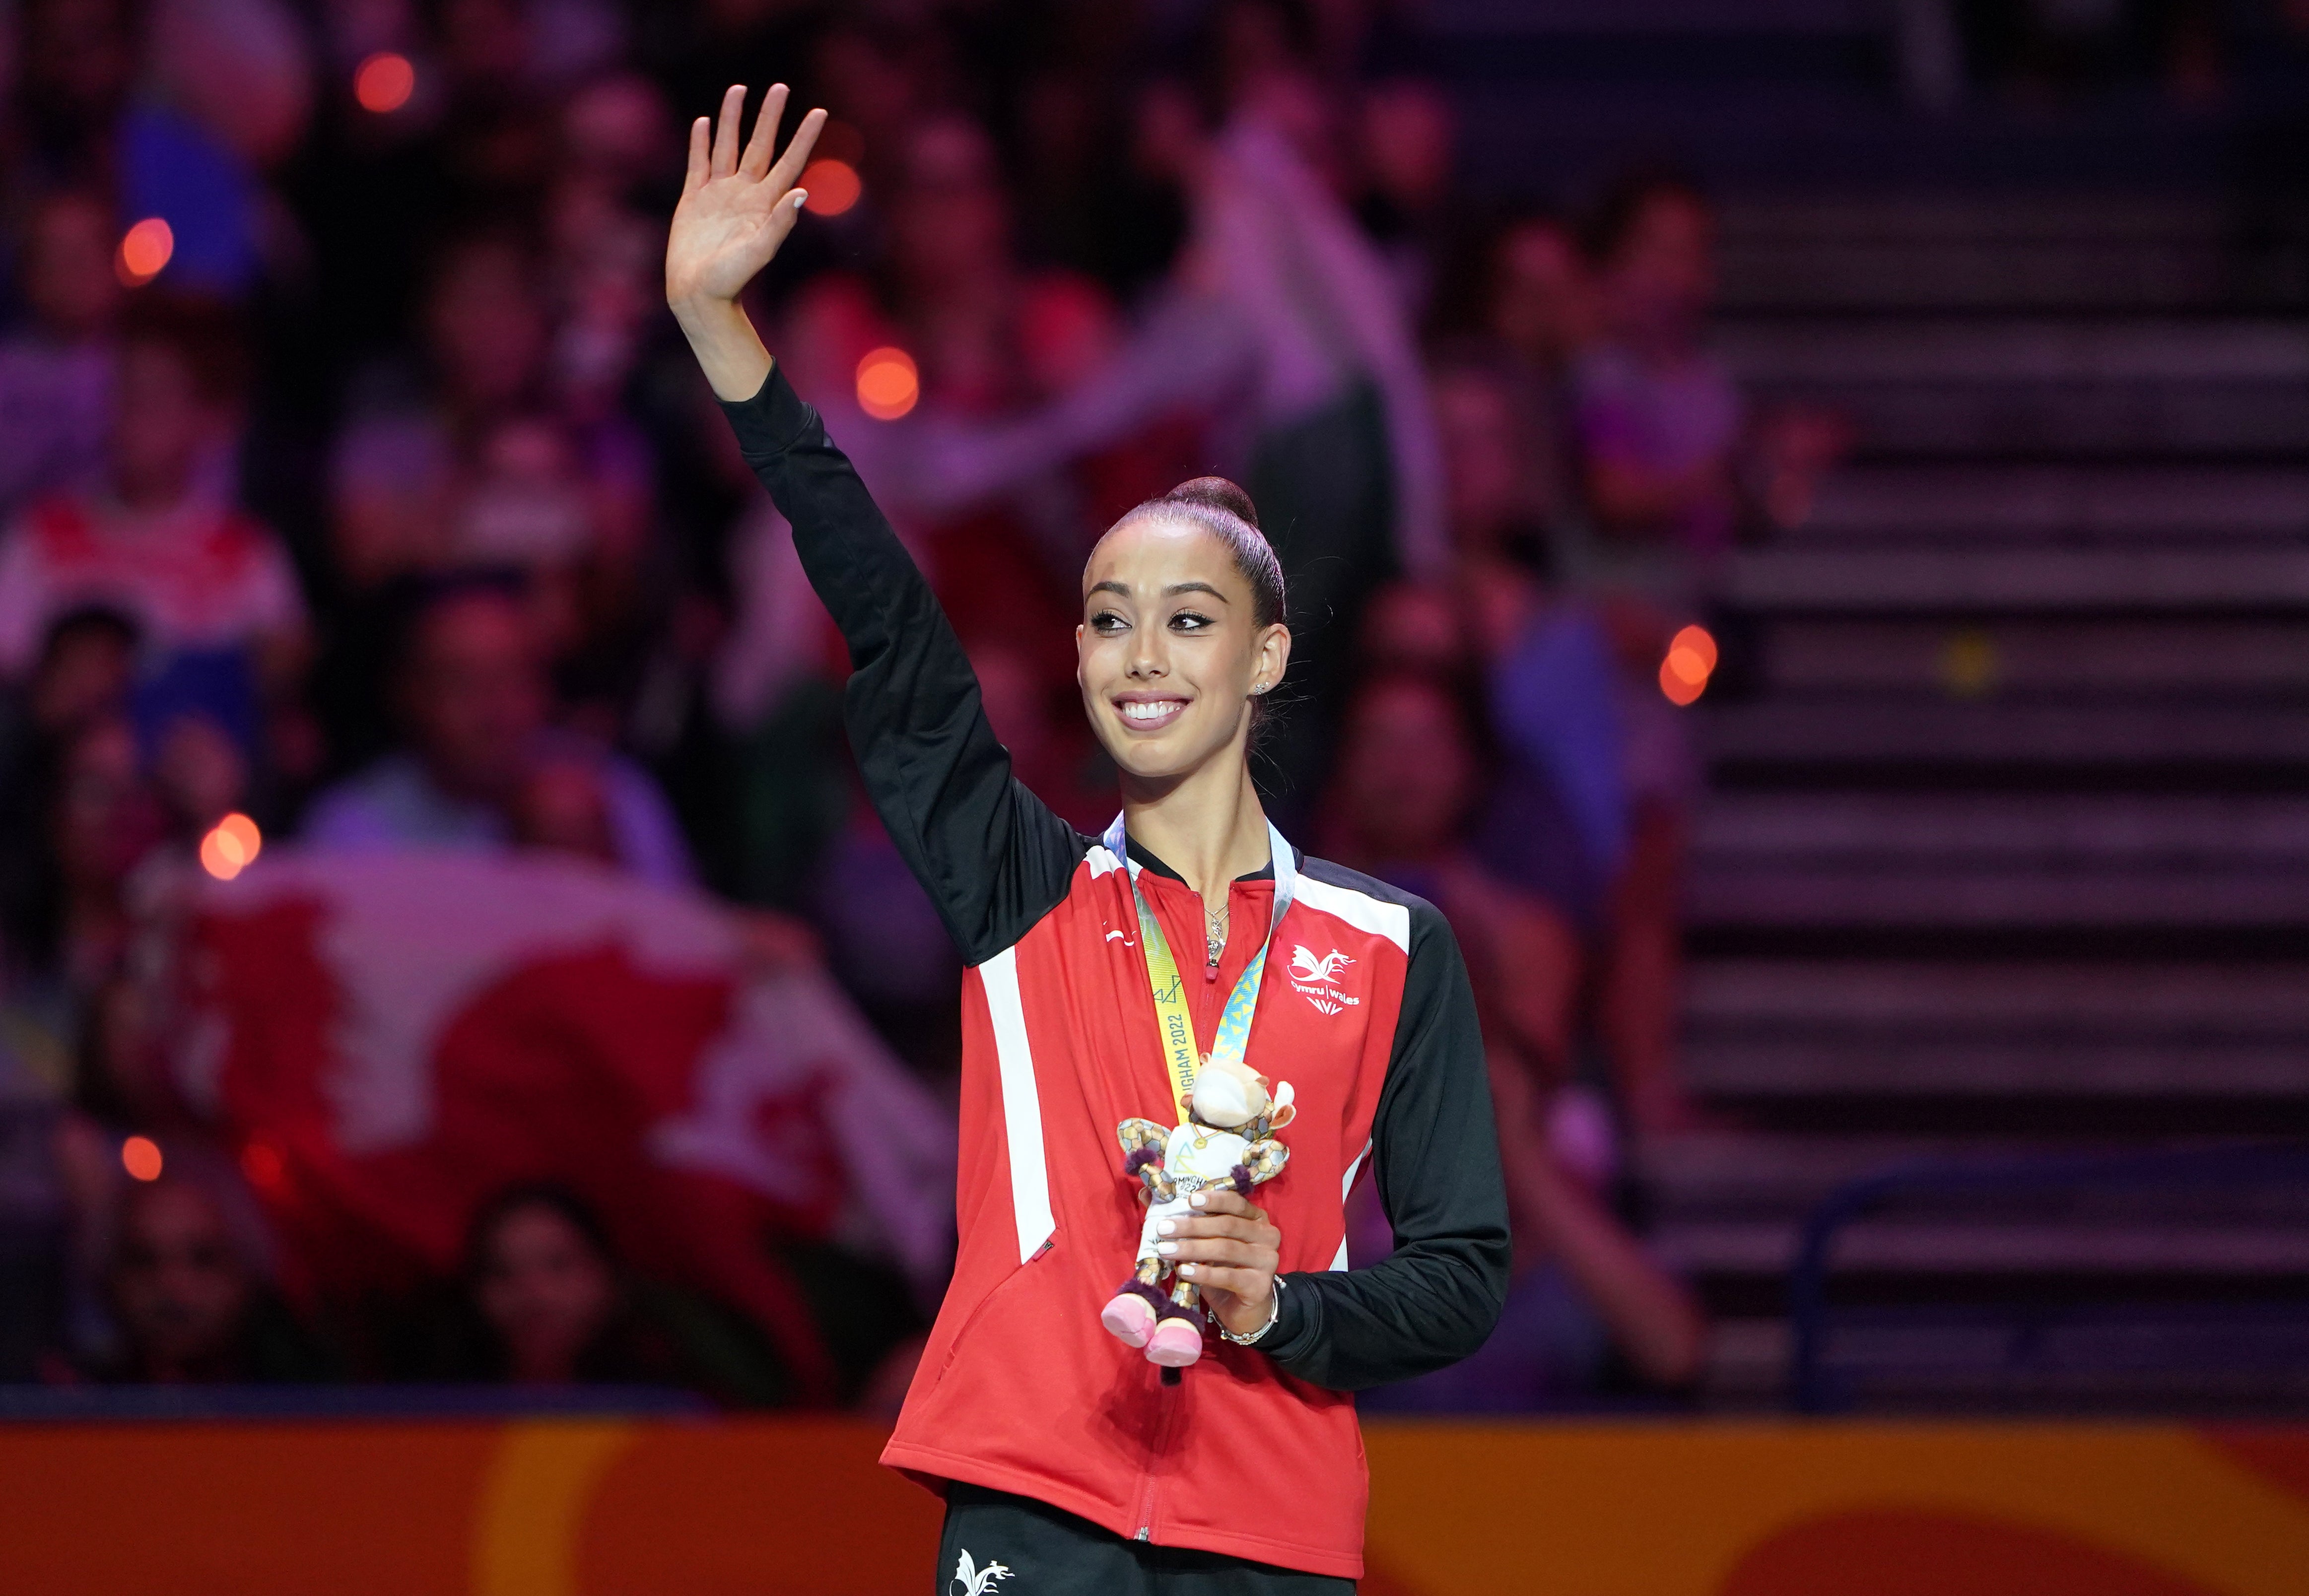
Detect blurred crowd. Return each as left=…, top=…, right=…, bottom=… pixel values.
left=0, top=0, right=1844, bottom=1413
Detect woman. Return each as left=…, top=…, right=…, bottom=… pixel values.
left=667, top=85, right=1507, bottom=1592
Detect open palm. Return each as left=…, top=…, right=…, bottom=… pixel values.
left=666, top=84, right=826, bottom=308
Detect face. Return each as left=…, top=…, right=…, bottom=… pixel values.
left=425, top=242, right=548, bottom=414
left=1336, top=679, right=1475, bottom=860
left=110, top=1182, right=251, bottom=1379
left=1077, top=516, right=1288, bottom=788
left=1434, top=371, right=1526, bottom=548
left=403, top=593, right=547, bottom=798
left=475, top=1202, right=616, bottom=1383
left=1189, top=1057, right=1272, bottom=1130
left=31, top=621, right=136, bottom=733
left=1605, top=193, right=1717, bottom=343
left=25, top=193, right=120, bottom=338
left=111, top=342, right=221, bottom=503
left=54, top=717, right=162, bottom=892
left=1490, top=220, right=1592, bottom=366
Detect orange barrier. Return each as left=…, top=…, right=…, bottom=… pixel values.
left=2, top=1417, right=2305, bottom=1594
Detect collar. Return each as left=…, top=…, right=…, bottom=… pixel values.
left=1121, top=835, right=1290, bottom=885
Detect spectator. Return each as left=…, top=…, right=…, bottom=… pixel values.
left=0, top=190, right=122, bottom=519
left=1572, top=172, right=1745, bottom=597
left=433, top=1183, right=790, bottom=1403
left=89, top=1167, right=333, bottom=1384
left=1322, top=673, right=1704, bottom=1409
left=1, top=715, right=164, bottom=1049
left=0, top=295, right=307, bottom=701
left=300, top=575, right=693, bottom=885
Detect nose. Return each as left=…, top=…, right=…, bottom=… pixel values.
left=1128, top=630, right=1168, bottom=680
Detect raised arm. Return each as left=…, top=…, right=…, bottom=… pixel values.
left=667, top=87, right=1083, bottom=962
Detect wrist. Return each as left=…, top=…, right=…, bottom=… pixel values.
left=1217, top=1277, right=1283, bottom=1345
left=671, top=296, right=774, bottom=403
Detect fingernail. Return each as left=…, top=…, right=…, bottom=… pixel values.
left=1157, top=1241, right=1177, bottom=1255
left=1179, top=1264, right=1196, bottom=1276
left=1157, top=1220, right=1175, bottom=1236
left=792, top=191, right=809, bottom=208
left=1189, top=1192, right=1207, bottom=1207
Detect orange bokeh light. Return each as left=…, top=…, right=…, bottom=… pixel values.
left=855, top=346, right=919, bottom=420
left=122, top=1135, right=164, bottom=1183
left=354, top=52, right=416, bottom=114
left=200, top=812, right=261, bottom=880
left=1660, top=623, right=1718, bottom=706
left=800, top=159, right=862, bottom=216
left=115, top=218, right=173, bottom=286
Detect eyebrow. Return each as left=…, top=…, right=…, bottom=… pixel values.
left=1086, top=580, right=1232, bottom=602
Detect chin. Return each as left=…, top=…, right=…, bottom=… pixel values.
left=1098, top=722, right=1229, bottom=785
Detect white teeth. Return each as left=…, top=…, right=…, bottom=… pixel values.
left=1121, top=700, right=1183, bottom=722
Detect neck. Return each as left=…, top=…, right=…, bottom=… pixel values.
left=1119, top=746, right=1271, bottom=901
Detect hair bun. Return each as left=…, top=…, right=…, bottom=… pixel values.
left=1162, top=476, right=1259, bottom=531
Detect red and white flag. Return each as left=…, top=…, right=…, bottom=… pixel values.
left=168, top=850, right=954, bottom=1395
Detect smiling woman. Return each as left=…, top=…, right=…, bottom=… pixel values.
left=667, top=84, right=1507, bottom=1594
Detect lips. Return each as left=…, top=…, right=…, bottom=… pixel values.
left=1114, top=696, right=1188, bottom=732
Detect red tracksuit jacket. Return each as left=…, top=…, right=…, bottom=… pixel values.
left=725, top=371, right=1508, bottom=1580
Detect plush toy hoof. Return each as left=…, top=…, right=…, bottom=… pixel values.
left=1101, top=1292, right=1157, bottom=1348
left=1145, top=1317, right=1204, bottom=1367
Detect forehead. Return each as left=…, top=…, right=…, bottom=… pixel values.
left=1082, top=514, right=1246, bottom=601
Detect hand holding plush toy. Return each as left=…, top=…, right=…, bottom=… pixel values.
left=1101, top=1057, right=1294, bottom=1367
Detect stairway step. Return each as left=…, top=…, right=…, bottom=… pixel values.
left=1686, top=1036, right=2309, bottom=1098
left=1727, top=546, right=2309, bottom=611
left=1758, top=618, right=2309, bottom=695
left=1685, top=958, right=2309, bottom=1032
left=1695, top=792, right=2309, bottom=860
left=1716, top=194, right=2242, bottom=313
left=1702, top=699, right=2309, bottom=769
left=1657, top=1219, right=2309, bottom=1278
left=1689, top=867, right=2309, bottom=930
left=1797, top=464, right=2309, bottom=540
left=1718, top=318, right=2309, bottom=384
left=1718, top=239, right=2235, bottom=312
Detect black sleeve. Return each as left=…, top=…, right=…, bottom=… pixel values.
left=719, top=366, right=1085, bottom=963
left=1259, top=895, right=1511, bottom=1390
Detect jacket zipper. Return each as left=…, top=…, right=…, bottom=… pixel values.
left=1133, top=1369, right=1185, bottom=1540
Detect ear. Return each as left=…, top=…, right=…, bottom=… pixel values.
left=1267, top=1081, right=1295, bottom=1131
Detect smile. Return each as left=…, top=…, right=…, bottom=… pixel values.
left=1115, top=697, right=1188, bottom=731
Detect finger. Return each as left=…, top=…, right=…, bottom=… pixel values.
left=713, top=84, right=746, bottom=178
left=1188, top=1189, right=1256, bottom=1218
left=1157, top=1237, right=1277, bottom=1270
left=1161, top=1215, right=1270, bottom=1245
left=764, top=189, right=808, bottom=250
left=740, top=82, right=787, bottom=180
left=683, top=116, right=709, bottom=196
left=1176, top=1263, right=1270, bottom=1298
left=767, top=106, right=829, bottom=193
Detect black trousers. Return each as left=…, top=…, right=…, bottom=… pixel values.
left=936, top=1484, right=1357, bottom=1595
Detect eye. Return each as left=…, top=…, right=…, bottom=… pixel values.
left=1089, top=609, right=1128, bottom=635
left=1168, top=610, right=1213, bottom=632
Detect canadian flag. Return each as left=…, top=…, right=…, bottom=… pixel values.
left=171, top=851, right=954, bottom=1398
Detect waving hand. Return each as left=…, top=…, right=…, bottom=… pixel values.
left=666, top=84, right=826, bottom=399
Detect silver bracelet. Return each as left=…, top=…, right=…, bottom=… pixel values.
left=1218, top=1276, right=1284, bottom=1346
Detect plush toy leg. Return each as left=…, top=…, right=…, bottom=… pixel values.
left=1146, top=1315, right=1203, bottom=1367
left=1101, top=1265, right=1172, bottom=1347
left=1142, top=1273, right=1205, bottom=1365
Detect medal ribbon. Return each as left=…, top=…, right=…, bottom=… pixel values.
left=1101, top=813, right=1297, bottom=1127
